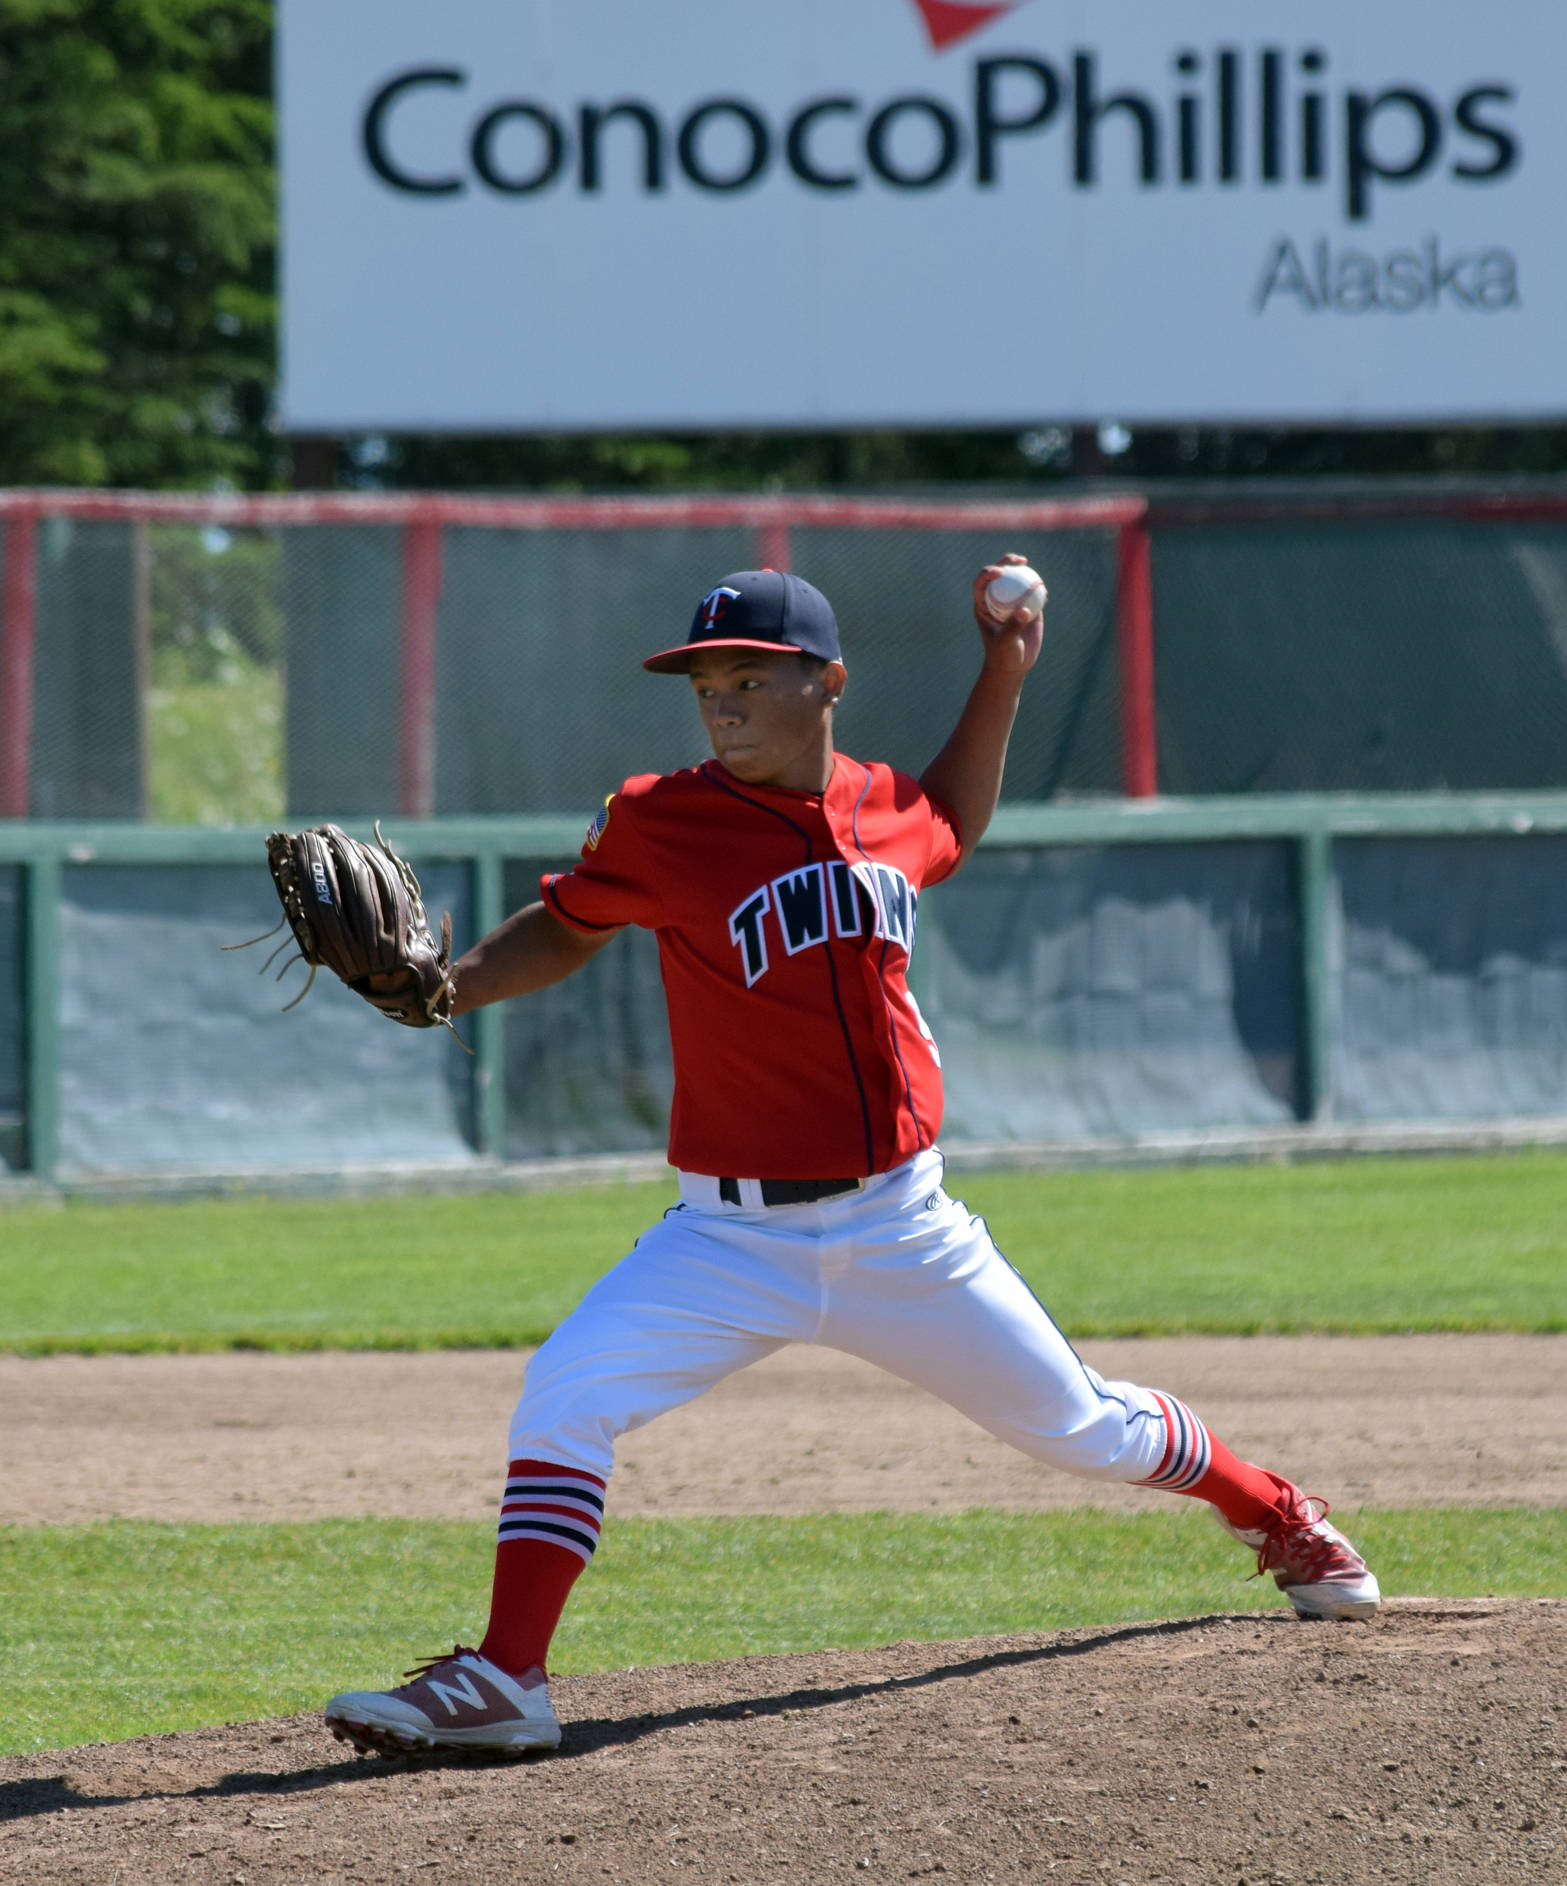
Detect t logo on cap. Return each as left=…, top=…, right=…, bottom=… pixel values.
left=643, top=569, right=843, bottom=674
left=700, top=586, right=741, bottom=629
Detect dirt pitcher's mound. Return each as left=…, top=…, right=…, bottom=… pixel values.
left=2, top=1600, right=1560, bottom=1885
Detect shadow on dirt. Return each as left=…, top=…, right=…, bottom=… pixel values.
left=558, top=1610, right=1232, bottom=1757
left=0, top=1753, right=391, bottom=1822
left=0, top=1612, right=1237, bottom=1823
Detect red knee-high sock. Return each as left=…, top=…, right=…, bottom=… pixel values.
left=478, top=1459, right=605, bottom=1677
left=1139, top=1393, right=1294, bottom=1534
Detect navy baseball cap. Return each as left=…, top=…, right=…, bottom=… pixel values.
left=642, top=569, right=841, bottom=673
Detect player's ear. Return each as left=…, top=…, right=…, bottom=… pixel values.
left=822, top=660, right=847, bottom=706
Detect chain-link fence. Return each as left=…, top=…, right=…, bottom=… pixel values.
left=1151, top=500, right=1567, bottom=794
left=0, top=493, right=1141, bottom=823
left=6, top=486, right=1567, bottom=824
left=0, top=513, right=287, bottom=823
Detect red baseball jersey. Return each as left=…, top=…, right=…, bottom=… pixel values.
left=541, top=755, right=963, bottom=1179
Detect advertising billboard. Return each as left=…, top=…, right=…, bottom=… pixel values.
left=278, top=0, right=1566, bottom=430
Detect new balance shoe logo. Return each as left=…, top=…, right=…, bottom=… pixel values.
left=425, top=1668, right=488, bottom=1717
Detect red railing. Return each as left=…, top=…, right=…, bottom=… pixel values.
left=0, top=489, right=1155, bottom=818
left=0, top=510, right=38, bottom=822
left=1115, top=516, right=1156, bottom=801
left=397, top=513, right=443, bottom=823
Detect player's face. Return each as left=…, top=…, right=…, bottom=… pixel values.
left=688, top=649, right=846, bottom=792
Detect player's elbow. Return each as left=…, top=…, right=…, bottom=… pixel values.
left=549, top=909, right=622, bottom=964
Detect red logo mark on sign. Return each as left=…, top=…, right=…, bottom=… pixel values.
left=908, top=0, right=1027, bottom=52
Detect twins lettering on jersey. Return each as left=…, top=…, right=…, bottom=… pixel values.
left=728, top=860, right=916, bottom=988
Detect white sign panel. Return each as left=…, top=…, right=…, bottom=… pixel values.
left=279, top=0, right=1566, bottom=430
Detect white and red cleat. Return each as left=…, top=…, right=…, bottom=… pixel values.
left=326, top=1647, right=561, bottom=1757
left=1217, top=1489, right=1382, bottom=1620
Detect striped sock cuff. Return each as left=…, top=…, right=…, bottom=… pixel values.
left=496, top=1458, right=607, bottom=1565
left=1137, top=1393, right=1213, bottom=1492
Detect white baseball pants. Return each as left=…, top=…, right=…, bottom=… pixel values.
left=509, top=1149, right=1182, bottom=1489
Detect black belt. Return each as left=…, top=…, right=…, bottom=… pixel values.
left=719, top=1176, right=862, bottom=1208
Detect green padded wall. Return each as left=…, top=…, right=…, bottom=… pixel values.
left=0, top=865, right=22, bottom=1170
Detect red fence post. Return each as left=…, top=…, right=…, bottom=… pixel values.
left=1115, top=512, right=1158, bottom=799
left=756, top=518, right=791, bottom=571
left=1, top=506, right=40, bottom=819
left=398, top=510, right=443, bottom=819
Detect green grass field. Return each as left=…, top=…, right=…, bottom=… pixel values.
left=4, top=1156, right=1562, bottom=1756
left=3, top=1151, right=1565, bottom=1353
left=3, top=1508, right=1562, bottom=1757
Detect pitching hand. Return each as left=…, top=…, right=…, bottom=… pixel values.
left=972, top=553, right=1046, bottom=676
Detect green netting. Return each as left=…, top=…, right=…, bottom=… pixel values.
left=289, top=520, right=1116, bottom=818
left=436, top=528, right=751, bottom=815
left=791, top=525, right=1120, bottom=797
left=17, top=497, right=1567, bottom=823
left=284, top=525, right=402, bottom=817
left=19, top=498, right=1567, bottom=822
left=1152, top=517, right=1567, bottom=794
left=28, top=519, right=141, bottom=818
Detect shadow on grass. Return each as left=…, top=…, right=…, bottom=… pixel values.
left=0, top=1611, right=1254, bottom=1821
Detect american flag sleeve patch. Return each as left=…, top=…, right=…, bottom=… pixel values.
left=583, top=794, right=614, bottom=853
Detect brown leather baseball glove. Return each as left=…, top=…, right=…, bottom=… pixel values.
left=249, top=821, right=461, bottom=1037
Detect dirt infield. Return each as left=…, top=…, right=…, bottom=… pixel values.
left=4, top=1337, right=1562, bottom=1881
left=1, top=1599, right=1560, bottom=1884
left=3, top=1335, right=1564, bottom=1524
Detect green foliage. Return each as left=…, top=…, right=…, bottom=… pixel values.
left=148, top=523, right=283, bottom=671
left=2, top=1507, right=1560, bottom=1754
left=146, top=656, right=280, bottom=823
left=2, top=1151, right=1565, bottom=1353
left=371, top=429, right=1082, bottom=494
left=0, top=0, right=276, bottom=487
left=349, top=425, right=1567, bottom=494
left=142, top=522, right=284, bottom=820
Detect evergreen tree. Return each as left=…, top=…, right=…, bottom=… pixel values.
left=1, top=3, right=1563, bottom=493
left=0, top=0, right=274, bottom=486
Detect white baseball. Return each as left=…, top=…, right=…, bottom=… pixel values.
left=984, top=564, right=1047, bottom=622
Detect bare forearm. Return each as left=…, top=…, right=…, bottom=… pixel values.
left=920, top=662, right=1027, bottom=866
left=451, top=901, right=616, bottom=1015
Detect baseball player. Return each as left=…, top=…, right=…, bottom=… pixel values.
left=325, top=559, right=1380, bottom=1759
